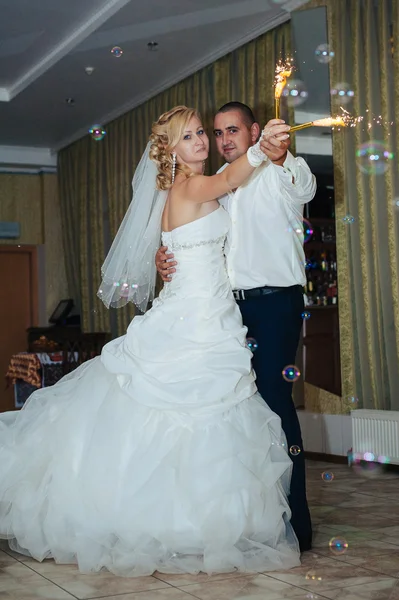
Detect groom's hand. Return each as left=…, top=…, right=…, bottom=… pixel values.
left=155, top=246, right=177, bottom=282
left=260, top=119, right=291, bottom=165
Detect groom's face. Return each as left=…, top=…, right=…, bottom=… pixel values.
left=213, top=110, right=259, bottom=163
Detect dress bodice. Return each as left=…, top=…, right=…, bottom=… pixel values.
left=157, top=205, right=232, bottom=302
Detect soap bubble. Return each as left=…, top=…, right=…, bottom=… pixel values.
left=305, top=259, right=312, bottom=270
left=356, top=141, right=394, bottom=175
left=272, top=441, right=287, bottom=448
left=89, top=124, right=106, bottom=141
left=287, top=219, right=313, bottom=243
left=330, top=82, right=355, bottom=105
left=364, top=452, right=375, bottom=461
left=342, top=214, right=355, bottom=224
left=303, top=219, right=314, bottom=243
left=302, top=311, right=311, bottom=320
left=120, top=282, right=130, bottom=298
left=315, top=43, right=335, bottom=63
left=282, top=365, right=301, bottom=382
left=306, top=570, right=323, bottom=582
left=378, top=455, right=390, bottom=464
left=282, top=79, right=308, bottom=107
left=321, top=471, right=334, bottom=482
left=111, top=46, right=123, bottom=57
left=351, top=451, right=390, bottom=478
left=329, top=537, right=349, bottom=555
left=246, top=337, right=258, bottom=352
left=290, top=445, right=301, bottom=456
left=347, top=396, right=359, bottom=406
left=290, top=219, right=314, bottom=242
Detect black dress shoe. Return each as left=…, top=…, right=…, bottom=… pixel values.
left=299, top=539, right=312, bottom=552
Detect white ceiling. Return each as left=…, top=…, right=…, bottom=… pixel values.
left=0, top=0, right=309, bottom=153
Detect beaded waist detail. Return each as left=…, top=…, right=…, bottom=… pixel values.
left=165, top=234, right=225, bottom=253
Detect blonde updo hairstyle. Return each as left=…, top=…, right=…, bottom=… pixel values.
left=150, top=105, right=200, bottom=191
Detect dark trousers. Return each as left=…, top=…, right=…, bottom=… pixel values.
left=237, top=285, right=312, bottom=550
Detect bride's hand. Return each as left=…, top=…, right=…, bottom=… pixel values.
left=155, top=246, right=177, bottom=282
left=262, top=119, right=290, bottom=143
left=260, top=136, right=290, bottom=162
left=260, top=119, right=291, bottom=163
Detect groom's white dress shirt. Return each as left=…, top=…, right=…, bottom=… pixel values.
left=218, top=151, right=316, bottom=291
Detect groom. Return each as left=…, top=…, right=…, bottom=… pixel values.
left=156, top=102, right=315, bottom=552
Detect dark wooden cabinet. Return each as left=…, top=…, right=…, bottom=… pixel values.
left=27, top=326, right=82, bottom=350
left=303, top=306, right=341, bottom=396
left=26, top=326, right=110, bottom=370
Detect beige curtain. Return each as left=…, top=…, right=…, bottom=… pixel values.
left=297, top=0, right=399, bottom=410
left=58, top=22, right=292, bottom=338
left=58, top=138, right=90, bottom=316
left=328, top=0, right=399, bottom=410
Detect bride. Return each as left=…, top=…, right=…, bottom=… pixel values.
left=0, top=105, right=300, bottom=577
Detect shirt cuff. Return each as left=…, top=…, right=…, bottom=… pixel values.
left=272, top=152, right=297, bottom=173
left=277, top=151, right=302, bottom=185
left=283, top=151, right=298, bottom=173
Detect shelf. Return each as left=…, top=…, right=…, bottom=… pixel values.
left=306, top=305, right=338, bottom=310
left=306, top=217, right=336, bottom=224
left=305, top=241, right=336, bottom=249
left=306, top=267, right=337, bottom=274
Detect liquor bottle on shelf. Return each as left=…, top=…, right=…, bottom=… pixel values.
left=304, top=255, right=339, bottom=306
left=332, top=279, right=338, bottom=305
left=320, top=252, right=328, bottom=272
left=304, top=216, right=339, bottom=308
left=306, top=280, right=314, bottom=305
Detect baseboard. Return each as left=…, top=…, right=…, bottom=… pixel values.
left=297, top=412, right=352, bottom=456
left=304, top=451, right=399, bottom=473
left=304, top=451, right=348, bottom=464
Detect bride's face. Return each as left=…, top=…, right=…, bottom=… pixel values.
left=173, top=115, right=209, bottom=172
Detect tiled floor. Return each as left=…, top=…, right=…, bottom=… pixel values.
left=1, top=461, right=399, bottom=600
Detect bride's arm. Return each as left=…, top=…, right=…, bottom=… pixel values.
left=178, top=124, right=290, bottom=204
left=179, top=154, right=255, bottom=204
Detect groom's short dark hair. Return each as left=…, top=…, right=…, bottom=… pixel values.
left=216, top=102, right=257, bottom=128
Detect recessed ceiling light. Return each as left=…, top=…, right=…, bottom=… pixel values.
left=65, top=98, right=75, bottom=105
left=85, top=66, right=95, bottom=75
left=147, top=41, right=159, bottom=51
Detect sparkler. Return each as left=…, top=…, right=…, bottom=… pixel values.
left=289, top=109, right=363, bottom=133
left=274, top=59, right=294, bottom=119
left=273, top=57, right=363, bottom=134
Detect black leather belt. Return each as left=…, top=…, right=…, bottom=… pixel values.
left=233, top=284, right=302, bottom=301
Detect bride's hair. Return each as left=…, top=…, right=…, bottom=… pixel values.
left=150, top=106, right=200, bottom=191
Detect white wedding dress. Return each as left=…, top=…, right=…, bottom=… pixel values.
left=0, top=205, right=300, bottom=576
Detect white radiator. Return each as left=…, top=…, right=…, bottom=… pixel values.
left=351, top=409, right=399, bottom=465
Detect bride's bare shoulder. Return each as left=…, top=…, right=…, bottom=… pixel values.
left=163, top=184, right=219, bottom=232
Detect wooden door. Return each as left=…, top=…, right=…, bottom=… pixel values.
left=303, top=306, right=341, bottom=396
left=0, top=246, right=38, bottom=412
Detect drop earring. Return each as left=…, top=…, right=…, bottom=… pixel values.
left=172, top=152, right=176, bottom=184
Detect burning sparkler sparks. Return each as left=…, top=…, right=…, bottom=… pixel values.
left=289, top=108, right=363, bottom=132
left=274, top=58, right=294, bottom=119
left=364, top=110, right=394, bottom=132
